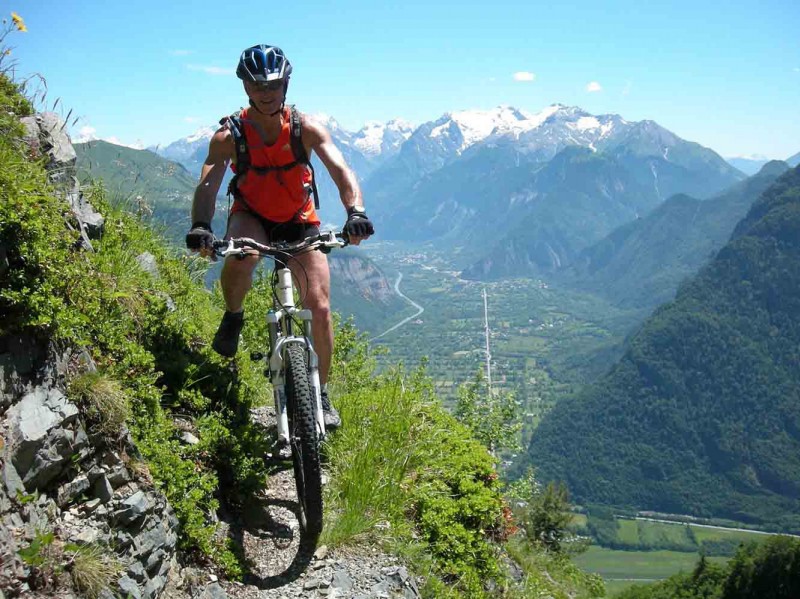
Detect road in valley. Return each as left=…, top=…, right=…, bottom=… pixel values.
left=369, top=272, right=424, bottom=341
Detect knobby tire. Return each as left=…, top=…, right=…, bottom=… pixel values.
left=284, top=344, right=324, bottom=537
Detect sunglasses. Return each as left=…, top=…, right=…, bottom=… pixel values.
left=247, top=79, right=284, bottom=92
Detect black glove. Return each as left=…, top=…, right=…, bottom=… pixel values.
left=343, top=207, right=375, bottom=239
left=185, top=222, right=214, bottom=251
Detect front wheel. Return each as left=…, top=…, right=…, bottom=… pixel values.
left=284, top=344, right=323, bottom=537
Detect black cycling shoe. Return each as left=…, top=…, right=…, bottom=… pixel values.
left=320, top=389, right=341, bottom=431
left=212, top=310, right=244, bottom=357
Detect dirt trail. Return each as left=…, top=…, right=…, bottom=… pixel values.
left=161, top=406, right=422, bottom=599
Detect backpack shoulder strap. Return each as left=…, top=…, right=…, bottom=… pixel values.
left=289, top=105, right=320, bottom=210
left=220, top=110, right=250, bottom=176
left=289, top=105, right=309, bottom=164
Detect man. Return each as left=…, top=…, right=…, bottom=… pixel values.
left=185, top=44, right=374, bottom=430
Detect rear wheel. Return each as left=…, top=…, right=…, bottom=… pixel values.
left=284, top=344, right=323, bottom=537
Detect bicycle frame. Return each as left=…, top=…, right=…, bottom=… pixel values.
left=267, top=266, right=325, bottom=445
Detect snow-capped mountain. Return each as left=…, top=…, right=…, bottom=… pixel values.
left=363, top=103, right=745, bottom=279
left=152, top=115, right=415, bottom=179
left=351, top=119, right=414, bottom=159
left=149, top=126, right=215, bottom=175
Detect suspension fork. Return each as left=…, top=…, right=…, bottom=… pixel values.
left=267, top=311, right=326, bottom=445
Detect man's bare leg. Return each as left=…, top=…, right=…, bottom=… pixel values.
left=212, top=211, right=267, bottom=357
left=220, top=211, right=268, bottom=311
left=290, top=249, right=333, bottom=385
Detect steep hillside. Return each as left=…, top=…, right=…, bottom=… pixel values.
left=563, top=161, right=789, bottom=310
left=74, top=140, right=200, bottom=238
left=75, top=140, right=405, bottom=335
left=526, top=165, right=800, bottom=530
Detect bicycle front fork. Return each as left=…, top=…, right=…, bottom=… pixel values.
left=267, top=309, right=325, bottom=446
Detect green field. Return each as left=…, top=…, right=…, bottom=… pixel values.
left=574, top=546, right=727, bottom=596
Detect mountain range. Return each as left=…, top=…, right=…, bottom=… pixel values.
left=155, top=104, right=777, bottom=282
left=561, top=160, right=791, bottom=311
left=527, top=165, right=800, bottom=529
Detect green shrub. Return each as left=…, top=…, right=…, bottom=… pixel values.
left=324, top=364, right=507, bottom=597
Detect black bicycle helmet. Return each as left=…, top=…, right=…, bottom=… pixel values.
left=236, top=45, right=293, bottom=82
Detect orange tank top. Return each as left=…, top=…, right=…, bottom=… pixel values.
left=230, top=107, right=319, bottom=225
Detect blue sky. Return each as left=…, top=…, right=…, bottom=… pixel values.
left=7, top=0, right=800, bottom=158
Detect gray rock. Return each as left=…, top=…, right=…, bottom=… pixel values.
left=179, top=431, right=200, bottom=445
left=303, top=576, right=330, bottom=591
left=7, top=386, right=84, bottom=489
left=197, top=582, right=227, bottom=599
left=370, top=580, right=392, bottom=597
left=118, top=574, right=142, bottom=599
left=20, top=424, right=88, bottom=490
left=2, top=461, right=25, bottom=498
left=72, top=526, right=100, bottom=545
left=331, top=569, right=354, bottom=593
left=116, top=490, right=149, bottom=524
left=128, top=560, right=146, bottom=582
left=37, top=112, right=77, bottom=174
left=20, top=115, right=40, bottom=154
left=143, top=574, right=165, bottom=599
left=66, top=189, right=105, bottom=240
left=81, top=498, right=102, bottom=512
left=57, top=474, right=90, bottom=507
left=93, top=475, right=114, bottom=503
left=106, top=465, right=130, bottom=488
left=135, top=252, right=159, bottom=278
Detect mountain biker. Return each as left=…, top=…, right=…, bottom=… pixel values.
left=185, top=44, right=374, bottom=430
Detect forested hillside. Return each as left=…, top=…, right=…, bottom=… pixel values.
left=564, top=161, right=789, bottom=310
left=527, top=165, right=800, bottom=529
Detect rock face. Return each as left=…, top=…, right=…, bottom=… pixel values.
left=0, top=112, right=177, bottom=599
left=21, top=112, right=104, bottom=245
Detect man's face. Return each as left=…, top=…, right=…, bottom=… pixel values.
left=244, top=80, right=284, bottom=113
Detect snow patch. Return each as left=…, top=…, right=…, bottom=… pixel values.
left=186, top=126, right=216, bottom=143
left=574, top=116, right=601, bottom=131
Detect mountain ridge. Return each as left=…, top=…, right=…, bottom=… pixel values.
left=526, top=164, right=800, bottom=529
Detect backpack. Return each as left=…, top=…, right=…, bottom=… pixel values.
left=221, top=105, right=320, bottom=210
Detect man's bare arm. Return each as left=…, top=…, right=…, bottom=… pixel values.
left=302, top=116, right=362, bottom=210
left=191, top=129, right=234, bottom=226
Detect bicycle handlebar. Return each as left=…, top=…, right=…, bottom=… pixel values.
left=212, top=229, right=349, bottom=259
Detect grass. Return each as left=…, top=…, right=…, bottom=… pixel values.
left=321, top=375, right=418, bottom=545
left=690, top=525, right=767, bottom=544
left=68, top=372, right=130, bottom=436
left=573, top=546, right=728, bottom=594
left=67, top=544, right=120, bottom=599
left=617, top=519, right=639, bottom=545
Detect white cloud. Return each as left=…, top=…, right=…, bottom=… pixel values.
left=104, top=137, right=145, bottom=150
left=170, top=49, right=192, bottom=56
left=183, top=116, right=201, bottom=123
left=187, top=64, right=233, bottom=76
left=76, top=125, right=98, bottom=142
left=586, top=81, right=602, bottom=92
left=513, top=71, right=536, bottom=82
left=794, top=67, right=800, bottom=73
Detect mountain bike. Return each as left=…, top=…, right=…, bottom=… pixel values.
left=213, top=230, right=348, bottom=537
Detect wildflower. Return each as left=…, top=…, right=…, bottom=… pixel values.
left=11, top=12, right=27, bottom=32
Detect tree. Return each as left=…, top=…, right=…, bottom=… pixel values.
left=455, top=369, right=521, bottom=455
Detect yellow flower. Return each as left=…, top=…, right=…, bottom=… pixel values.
left=11, top=12, right=27, bottom=32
